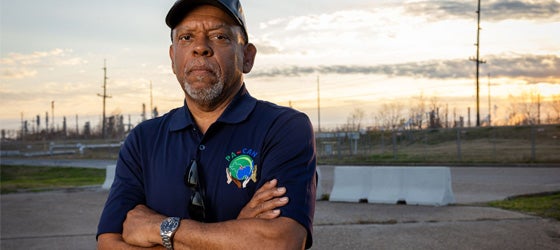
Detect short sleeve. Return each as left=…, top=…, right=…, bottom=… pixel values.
left=96, top=129, right=146, bottom=238
left=259, top=111, right=317, bottom=249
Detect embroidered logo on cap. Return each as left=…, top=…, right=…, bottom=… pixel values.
left=225, top=148, right=258, bottom=188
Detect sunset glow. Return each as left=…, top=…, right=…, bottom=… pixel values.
left=1, top=0, right=559, bottom=134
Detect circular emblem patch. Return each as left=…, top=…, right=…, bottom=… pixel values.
left=226, top=154, right=257, bottom=188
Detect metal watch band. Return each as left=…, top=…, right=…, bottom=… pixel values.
left=162, top=234, right=173, bottom=250
left=160, top=217, right=180, bottom=250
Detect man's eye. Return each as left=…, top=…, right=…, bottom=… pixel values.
left=179, top=35, right=192, bottom=41
left=213, top=34, right=229, bottom=41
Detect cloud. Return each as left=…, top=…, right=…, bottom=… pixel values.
left=0, top=68, right=38, bottom=79
left=489, top=0, right=560, bottom=20
left=248, top=54, right=560, bottom=84
left=0, top=49, right=64, bottom=66
left=404, top=0, right=560, bottom=21
left=282, top=10, right=378, bottom=31
left=251, top=38, right=282, bottom=55
left=485, top=54, right=560, bottom=83
left=253, top=9, right=413, bottom=60
left=0, top=49, right=87, bottom=80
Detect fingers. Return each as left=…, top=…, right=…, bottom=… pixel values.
left=248, top=179, right=286, bottom=208
left=257, top=209, right=281, bottom=219
left=251, top=187, right=286, bottom=207
left=237, top=179, right=289, bottom=219
left=254, top=196, right=289, bottom=219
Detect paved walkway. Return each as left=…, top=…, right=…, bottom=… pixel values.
left=1, top=161, right=560, bottom=249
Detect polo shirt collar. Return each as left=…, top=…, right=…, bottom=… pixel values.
left=218, top=84, right=257, bottom=124
left=168, top=84, right=256, bottom=132
left=169, top=102, right=192, bottom=132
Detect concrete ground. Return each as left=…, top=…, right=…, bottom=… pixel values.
left=1, top=161, right=560, bottom=249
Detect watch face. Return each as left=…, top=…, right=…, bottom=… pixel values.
left=162, top=217, right=180, bottom=232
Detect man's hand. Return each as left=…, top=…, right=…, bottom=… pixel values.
left=122, top=204, right=166, bottom=247
left=237, top=179, right=289, bottom=219
left=119, top=179, right=289, bottom=247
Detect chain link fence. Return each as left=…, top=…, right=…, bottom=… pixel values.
left=316, top=125, right=560, bottom=164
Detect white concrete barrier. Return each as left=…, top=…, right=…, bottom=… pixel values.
left=102, top=164, right=116, bottom=190
left=329, top=167, right=372, bottom=202
left=398, top=167, right=455, bottom=206
left=316, top=168, right=323, bottom=200
left=329, top=166, right=455, bottom=206
left=366, top=167, right=402, bottom=204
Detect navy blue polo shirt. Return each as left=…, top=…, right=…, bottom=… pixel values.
left=97, top=85, right=316, bottom=248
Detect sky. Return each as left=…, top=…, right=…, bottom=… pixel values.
left=1, top=0, right=559, bottom=134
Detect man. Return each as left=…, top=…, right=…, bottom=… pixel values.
left=96, top=0, right=317, bottom=249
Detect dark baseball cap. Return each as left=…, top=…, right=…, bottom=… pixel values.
left=165, top=0, right=248, bottom=41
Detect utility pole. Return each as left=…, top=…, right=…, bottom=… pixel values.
left=97, top=59, right=111, bottom=139
left=537, top=94, right=541, bottom=125
left=469, top=0, right=486, bottom=127
left=487, top=74, right=491, bottom=126
left=316, top=75, right=321, bottom=133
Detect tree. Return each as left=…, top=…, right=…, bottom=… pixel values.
left=550, top=94, right=560, bottom=123
left=376, top=102, right=404, bottom=130
left=506, top=89, right=541, bottom=125
left=408, top=93, right=426, bottom=129
left=346, top=108, right=365, bottom=132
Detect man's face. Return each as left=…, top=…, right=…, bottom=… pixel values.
left=169, top=5, right=255, bottom=108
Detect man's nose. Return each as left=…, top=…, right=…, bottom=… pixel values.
left=192, top=39, right=213, bottom=57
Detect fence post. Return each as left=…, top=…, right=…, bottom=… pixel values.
left=531, top=125, right=536, bottom=162
left=423, top=129, right=428, bottom=160
left=337, top=136, right=342, bottom=160
left=392, top=130, right=397, bottom=160
left=491, top=126, right=496, bottom=160
left=381, top=129, right=385, bottom=154
left=456, top=127, right=462, bottom=161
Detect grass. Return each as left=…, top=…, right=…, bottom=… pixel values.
left=0, top=165, right=105, bottom=194
left=488, top=192, right=560, bottom=221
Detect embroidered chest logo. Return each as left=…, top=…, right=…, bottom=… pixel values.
left=225, top=148, right=258, bottom=188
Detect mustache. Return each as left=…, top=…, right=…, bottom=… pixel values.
left=184, top=59, right=218, bottom=75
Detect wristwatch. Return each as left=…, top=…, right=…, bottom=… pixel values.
left=160, top=217, right=181, bottom=250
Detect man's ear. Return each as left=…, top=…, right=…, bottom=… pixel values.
left=169, top=44, right=177, bottom=74
left=242, top=43, right=257, bottom=74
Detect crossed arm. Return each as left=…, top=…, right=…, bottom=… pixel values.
left=97, top=179, right=307, bottom=250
